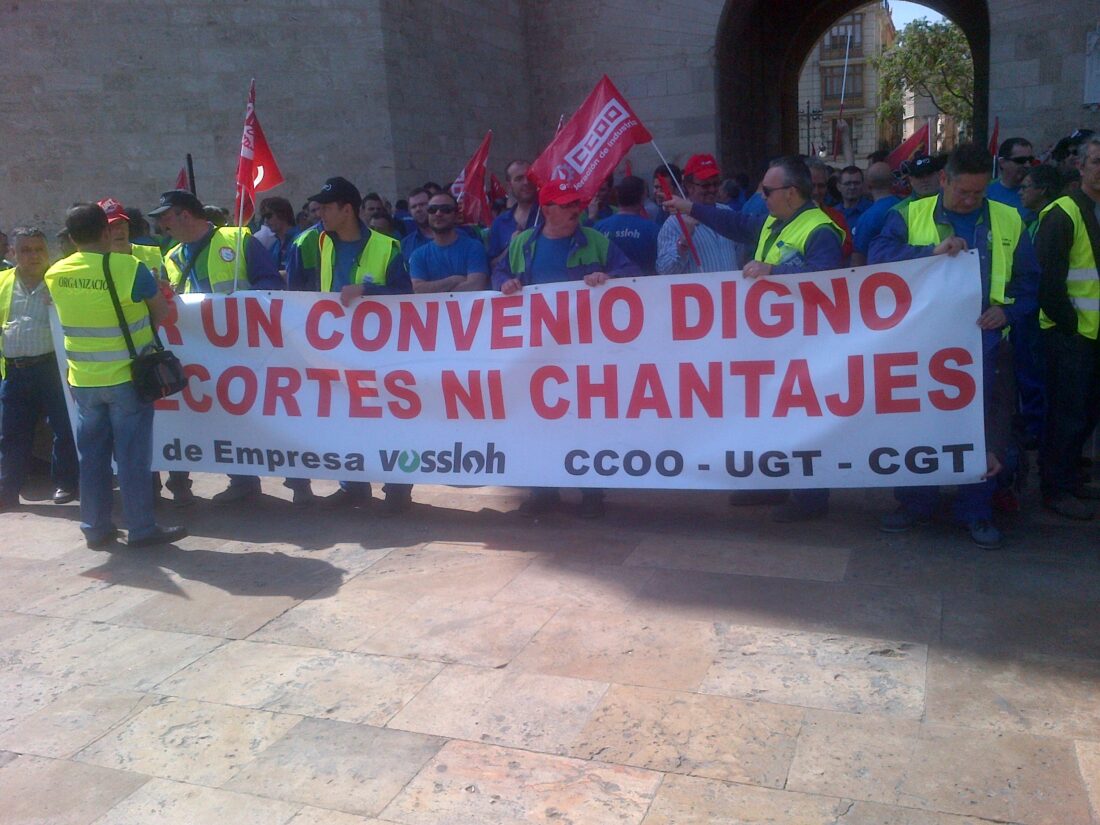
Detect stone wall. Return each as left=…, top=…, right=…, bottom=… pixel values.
left=988, top=0, right=1100, bottom=149
left=2, top=0, right=1097, bottom=237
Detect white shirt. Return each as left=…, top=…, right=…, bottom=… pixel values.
left=2, top=275, right=54, bottom=358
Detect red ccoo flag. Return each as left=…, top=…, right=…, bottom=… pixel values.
left=451, top=130, right=493, bottom=227
left=489, top=172, right=507, bottom=204
left=528, top=75, right=652, bottom=206
left=234, top=79, right=284, bottom=226
left=885, top=122, right=930, bottom=171
left=174, top=166, right=188, bottom=190
left=988, top=116, right=1000, bottom=158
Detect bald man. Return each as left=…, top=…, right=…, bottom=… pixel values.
left=850, top=161, right=901, bottom=266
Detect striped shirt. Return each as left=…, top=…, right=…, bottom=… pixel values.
left=656, top=204, right=738, bottom=275
left=2, top=276, right=54, bottom=357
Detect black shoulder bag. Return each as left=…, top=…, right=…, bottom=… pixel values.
left=102, top=253, right=187, bottom=402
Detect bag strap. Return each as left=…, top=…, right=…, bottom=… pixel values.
left=102, top=253, right=164, bottom=359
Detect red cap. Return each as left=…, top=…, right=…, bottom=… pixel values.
left=683, top=154, right=720, bottom=182
left=97, top=198, right=129, bottom=224
left=538, top=180, right=586, bottom=207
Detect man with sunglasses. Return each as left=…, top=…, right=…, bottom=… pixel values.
left=988, top=138, right=1035, bottom=220
left=664, top=155, right=844, bottom=523
left=493, top=181, right=641, bottom=519
left=408, top=191, right=488, bottom=293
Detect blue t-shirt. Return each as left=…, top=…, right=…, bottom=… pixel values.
left=528, top=236, right=573, bottom=285
left=488, top=206, right=538, bottom=260
left=943, top=208, right=980, bottom=248
left=409, top=234, right=488, bottom=282
left=852, top=195, right=901, bottom=255
left=594, top=213, right=658, bottom=275
left=401, top=229, right=433, bottom=262
left=131, top=263, right=158, bottom=302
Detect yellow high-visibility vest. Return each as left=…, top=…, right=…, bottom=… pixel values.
left=45, top=252, right=153, bottom=387
left=1037, top=196, right=1100, bottom=339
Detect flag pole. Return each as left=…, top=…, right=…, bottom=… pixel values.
left=232, top=193, right=245, bottom=293
left=650, top=140, right=701, bottom=268
left=834, top=32, right=852, bottom=159
left=186, top=153, right=196, bottom=195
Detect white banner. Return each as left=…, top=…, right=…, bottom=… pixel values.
left=54, top=253, right=987, bottom=489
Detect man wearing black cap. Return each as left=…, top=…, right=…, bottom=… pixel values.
left=149, top=189, right=282, bottom=506
left=291, top=176, right=413, bottom=512
left=898, top=154, right=945, bottom=204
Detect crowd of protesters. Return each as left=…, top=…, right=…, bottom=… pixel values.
left=1, top=126, right=1098, bottom=550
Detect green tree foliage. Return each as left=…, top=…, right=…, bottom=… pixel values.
left=873, top=19, right=974, bottom=126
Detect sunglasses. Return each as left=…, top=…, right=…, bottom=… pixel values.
left=427, top=204, right=456, bottom=215
left=761, top=184, right=794, bottom=198
left=1002, top=155, right=1035, bottom=165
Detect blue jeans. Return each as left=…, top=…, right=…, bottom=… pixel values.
left=0, top=359, right=78, bottom=502
left=71, top=382, right=157, bottom=542
left=895, top=479, right=995, bottom=524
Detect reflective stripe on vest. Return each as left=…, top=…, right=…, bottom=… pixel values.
left=318, top=230, right=397, bottom=292
left=753, top=207, right=843, bottom=265
left=44, top=252, right=154, bottom=387
left=165, top=227, right=252, bottom=294
left=1037, top=197, right=1100, bottom=338
left=903, top=195, right=1021, bottom=306
left=0, top=268, right=14, bottom=379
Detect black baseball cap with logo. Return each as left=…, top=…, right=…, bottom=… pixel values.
left=308, top=177, right=361, bottom=211
left=901, top=153, right=947, bottom=178
left=148, top=189, right=205, bottom=217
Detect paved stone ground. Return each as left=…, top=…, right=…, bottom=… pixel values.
left=1, top=469, right=1098, bottom=825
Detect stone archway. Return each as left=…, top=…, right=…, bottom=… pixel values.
left=716, top=0, right=989, bottom=175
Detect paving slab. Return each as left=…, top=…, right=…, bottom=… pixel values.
left=379, top=739, right=662, bottom=824
left=0, top=482, right=1097, bottom=825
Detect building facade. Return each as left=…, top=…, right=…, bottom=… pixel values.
left=796, top=2, right=897, bottom=166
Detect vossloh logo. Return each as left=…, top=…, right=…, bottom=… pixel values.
left=379, top=442, right=505, bottom=475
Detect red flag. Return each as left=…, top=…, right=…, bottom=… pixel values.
left=988, top=116, right=1000, bottom=158
left=528, top=75, right=652, bottom=206
left=174, top=166, right=188, bottom=190
left=885, top=123, right=930, bottom=171
left=234, top=80, right=284, bottom=225
left=451, top=130, right=493, bottom=227
left=489, top=172, right=507, bottom=204
left=624, top=159, right=633, bottom=177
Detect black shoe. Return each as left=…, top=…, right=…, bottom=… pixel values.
left=86, top=528, right=120, bottom=550
left=1043, top=496, right=1094, bottom=521
left=127, top=525, right=188, bottom=547
left=52, top=488, right=77, bottom=505
left=0, top=498, right=20, bottom=513
left=577, top=495, right=606, bottom=519
left=322, top=488, right=369, bottom=509
left=168, top=486, right=197, bottom=507
left=518, top=491, right=561, bottom=518
left=211, top=484, right=259, bottom=506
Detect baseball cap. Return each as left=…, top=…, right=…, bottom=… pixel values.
left=308, top=176, right=361, bottom=211
left=148, top=189, right=204, bottom=217
left=97, top=197, right=129, bottom=224
left=683, top=154, right=721, bottom=182
left=1052, top=129, right=1096, bottom=163
left=538, top=180, right=586, bottom=207
left=901, top=153, right=946, bottom=178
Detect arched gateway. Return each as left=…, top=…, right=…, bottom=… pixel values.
left=716, top=0, right=990, bottom=173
